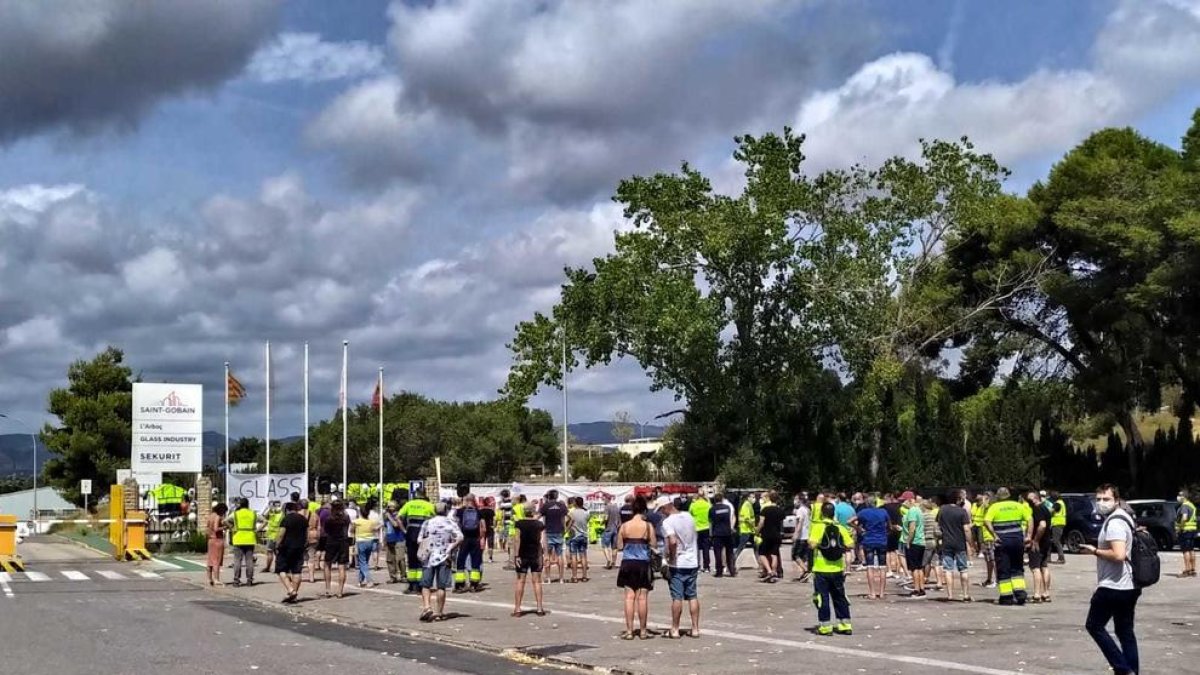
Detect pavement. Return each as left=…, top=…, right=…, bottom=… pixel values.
left=153, top=546, right=1200, bottom=675
left=0, top=537, right=551, bottom=675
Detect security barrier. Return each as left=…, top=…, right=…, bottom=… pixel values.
left=124, top=510, right=152, bottom=561
left=0, top=514, right=25, bottom=572
left=108, top=484, right=151, bottom=561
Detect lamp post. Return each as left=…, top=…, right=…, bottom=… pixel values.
left=0, top=413, right=38, bottom=527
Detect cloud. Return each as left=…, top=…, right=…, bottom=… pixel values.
left=0, top=0, right=281, bottom=144
left=246, top=32, right=386, bottom=84
left=792, top=0, right=1200, bottom=169
left=312, top=0, right=877, bottom=200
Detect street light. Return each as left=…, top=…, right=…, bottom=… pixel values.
left=0, top=413, right=38, bottom=527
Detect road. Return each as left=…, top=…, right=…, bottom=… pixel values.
left=0, top=537, right=544, bottom=675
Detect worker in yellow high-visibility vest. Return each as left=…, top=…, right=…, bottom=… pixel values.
left=1177, top=490, right=1197, bottom=577
left=226, top=498, right=264, bottom=587
left=984, top=487, right=1029, bottom=606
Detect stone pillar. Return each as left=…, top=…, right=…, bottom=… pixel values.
left=195, top=476, right=212, bottom=523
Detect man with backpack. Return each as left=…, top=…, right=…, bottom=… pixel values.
left=1082, top=483, right=1157, bottom=675
left=453, top=494, right=487, bottom=593
left=807, top=501, right=853, bottom=636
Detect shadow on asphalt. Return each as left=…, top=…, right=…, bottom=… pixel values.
left=192, top=598, right=541, bottom=675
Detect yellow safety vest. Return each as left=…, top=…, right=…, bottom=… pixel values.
left=984, top=500, right=1026, bottom=540
left=266, top=511, right=283, bottom=539
left=232, top=508, right=258, bottom=547
left=1181, top=500, right=1197, bottom=532
left=808, top=518, right=852, bottom=573
left=738, top=501, right=755, bottom=534
left=1051, top=500, right=1066, bottom=527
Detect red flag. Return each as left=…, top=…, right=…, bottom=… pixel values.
left=371, top=379, right=382, bottom=411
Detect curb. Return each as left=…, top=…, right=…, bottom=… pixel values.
left=176, top=575, right=641, bottom=675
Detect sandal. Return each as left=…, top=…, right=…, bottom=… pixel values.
left=620, top=631, right=635, bottom=640
left=433, top=614, right=448, bottom=622
left=511, top=610, right=522, bottom=617
left=665, top=630, right=681, bottom=639
left=420, top=609, right=434, bottom=622
left=687, top=630, right=700, bottom=639
left=535, top=609, right=547, bottom=617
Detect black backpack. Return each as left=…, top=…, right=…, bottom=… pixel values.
left=1107, top=512, right=1160, bottom=589
left=818, top=523, right=845, bottom=561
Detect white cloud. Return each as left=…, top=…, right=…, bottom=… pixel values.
left=247, top=32, right=385, bottom=84
left=793, top=0, right=1200, bottom=169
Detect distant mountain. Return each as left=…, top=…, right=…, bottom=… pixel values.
left=567, top=421, right=666, bottom=445
left=0, top=434, right=48, bottom=475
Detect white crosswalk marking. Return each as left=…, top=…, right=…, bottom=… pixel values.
left=134, top=571, right=162, bottom=579
left=0, top=572, right=11, bottom=583
left=61, top=570, right=89, bottom=581
left=96, top=570, right=126, bottom=580
left=24, top=571, right=50, bottom=582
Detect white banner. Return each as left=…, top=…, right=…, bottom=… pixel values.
left=132, top=383, right=203, bottom=473
left=228, top=473, right=308, bottom=512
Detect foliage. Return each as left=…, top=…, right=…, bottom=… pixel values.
left=40, top=347, right=135, bottom=504
left=260, top=392, right=558, bottom=485
left=0, top=475, right=33, bottom=495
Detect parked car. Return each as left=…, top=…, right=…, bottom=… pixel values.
left=1127, top=499, right=1180, bottom=551
left=1061, top=493, right=1103, bottom=553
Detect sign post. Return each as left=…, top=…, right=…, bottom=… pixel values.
left=80, top=479, right=92, bottom=515
left=132, top=383, right=203, bottom=474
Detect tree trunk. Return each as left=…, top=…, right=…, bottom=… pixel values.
left=1117, top=408, right=1144, bottom=490
left=869, top=385, right=895, bottom=487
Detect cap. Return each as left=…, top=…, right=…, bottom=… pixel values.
left=653, top=496, right=671, bottom=509
left=899, top=491, right=915, bottom=501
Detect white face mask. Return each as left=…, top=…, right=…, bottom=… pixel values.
left=1178, top=495, right=1186, bottom=504
left=1096, top=498, right=1116, bottom=516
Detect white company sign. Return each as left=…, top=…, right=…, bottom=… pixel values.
left=132, top=383, right=203, bottom=473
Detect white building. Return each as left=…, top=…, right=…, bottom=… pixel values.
left=0, top=486, right=76, bottom=519
left=616, top=438, right=663, bottom=459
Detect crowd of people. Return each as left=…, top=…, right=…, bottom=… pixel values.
left=200, top=482, right=1196, bottom=675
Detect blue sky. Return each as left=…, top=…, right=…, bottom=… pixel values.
left=1, top=0, right=1198, bottom=441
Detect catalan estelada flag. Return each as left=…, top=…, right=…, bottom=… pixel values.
left=227, top=370, right=247, bottom=406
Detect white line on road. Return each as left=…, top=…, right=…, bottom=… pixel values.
left=23, top=571, right=50, bottom=582
left=0, top=574, right=12, bottom=598
left=148, top=558, right=182, bottom=570
left=96, top=570, right=127, bottom=580
left=134, top=571, right=162, bottom=579
left=61, top=570, right=90, bottom=581
left=359, top=586, right=1028, bottom=675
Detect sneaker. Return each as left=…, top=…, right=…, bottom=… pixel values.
left=982, top=581, right=996, bottom=588
left=835, top=622, right=853, bottom=635
left=816, top=625, right=833, bottom=636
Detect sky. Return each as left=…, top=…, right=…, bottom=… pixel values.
left=1, top=0, right=1199, bottom=440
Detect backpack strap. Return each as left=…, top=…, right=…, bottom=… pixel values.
left=1102, top=511, right=1135, bottom=560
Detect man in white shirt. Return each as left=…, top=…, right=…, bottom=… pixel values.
left=660, top=497, right=701, bottom=639
left=1081, top=483, right=1140, bottom=675
left=792, top=493, right=812, bottom=582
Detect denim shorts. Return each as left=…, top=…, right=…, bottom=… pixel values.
left=601, top=531, right=617, bottom=548
left=421, top=563, right=453, bottom=590
left=668, top=567, right=698, bottom=600
left=864, top=545, right=887, bottom=568
left=568, top=534, right=588, bottom=555
left=546, top=533, right=565, bottom=555
left=941, top=549, right=968, bottom=572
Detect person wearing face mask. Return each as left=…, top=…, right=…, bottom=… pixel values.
left=1177, top=490, right=1196, bottom=577
left=1081, top=484, right=1140, bottom=675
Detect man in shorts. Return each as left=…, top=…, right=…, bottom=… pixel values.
left=856, top=498, right=889, bottom=599
left=512, top=504, right=546, bottom=616
left=567, top=497, right=591, bottom=582
left=662, top=498, right=700, bottom=638
left=1177, top=490, right=1197, bottom=577
left=417, top=502, right=462, bottom=622
left=901, top=495, right=927, bottom=598
left=540, top=490, right=568, bottom=584
left=790, top=493, right=812, bottom=582
left=937, top=490, right=973, bottom=601
left=274, top=502, right=309, bottom=603
left=601, top=494, right=621, bottom=570
left=497, top=490, right=514, bottom=568
left=1025, top=491, right=1052, bottom=601
left=755, top=491, right=785, bottom=582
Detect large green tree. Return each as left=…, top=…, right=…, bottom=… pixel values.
left=41, top=347, right=135, bottom=504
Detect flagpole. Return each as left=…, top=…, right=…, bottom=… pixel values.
left=562, top=332, right=569, bottom=483
left=378, top=366, right=384, bottom=505
left=341, top=339, right=348, bottom=493
left=224, top=361, right=230, bottom=500
left=304, top=342, right=310, bottom=495
left=265, top=341, right=271, bottom=479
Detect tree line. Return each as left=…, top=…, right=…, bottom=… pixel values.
left=505, top=110, right=1200, bottom=497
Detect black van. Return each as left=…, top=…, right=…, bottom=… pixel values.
left=1061, top=493, right=1103, bottom=553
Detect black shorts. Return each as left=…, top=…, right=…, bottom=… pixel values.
left=515, top=557, right=543, bottom=575
left=616, top=560, right=653, bottom=591
left=791, top=539, right=811, bottom=561
left=323, top=540, right=350, bottom=566
left=887, top=531, right=901, bottom=553
left=905, top=544, right=926, bottom=571
left=275, top=546, right=304, bottom=575
left=1027, top=542, right=1049, bottom=569
left=759, top=538, right=782, bottom=559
